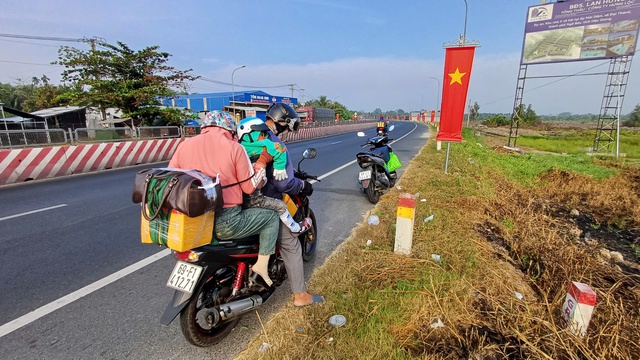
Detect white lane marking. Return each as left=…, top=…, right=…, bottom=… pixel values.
left=0, top=123, right=423, bottom=337
left=329, top=141, right=342, bottom=145
left=0, top=204, right=68, bottom=222
left=0, top=249, right=171, bottom=338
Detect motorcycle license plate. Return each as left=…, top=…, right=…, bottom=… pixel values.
left=166, top=261, right=203, bottom=294
left=359, top=170, right=372, bottom=181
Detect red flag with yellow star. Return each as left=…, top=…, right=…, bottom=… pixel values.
left=436, top=46, right=475, bottom=142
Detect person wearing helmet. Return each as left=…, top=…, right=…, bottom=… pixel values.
left=377, top=115, right=388, bottom=136
left=237, top=116, right=313, bottom=238
left=265, top=102, right=300, bottom=136
left=260, top=102, right=323, bottom=307
left=168, top=110, right=279, bottom=288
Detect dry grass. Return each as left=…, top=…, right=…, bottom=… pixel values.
left=236, top=126, right=640, bottom=360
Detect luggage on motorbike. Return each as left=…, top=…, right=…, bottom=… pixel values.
left=140, top=208, right=215, bottom=251
left=386, top=152, right=402, bottom=172
left=133, top=168, right=223, bottom=251
left=282, top=194, right=298, bottom=218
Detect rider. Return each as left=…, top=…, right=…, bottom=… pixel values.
left=377, top=115, right=389, bottom=135
left=168, top=110, right=279, bottom=287
left=237, top=116, right=313, bottom=236
left=260, top=102, right=324, bottom=307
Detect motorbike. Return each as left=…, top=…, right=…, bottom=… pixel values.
left=160, top=148, right=319, bottom=347
left=356, top=125, right=398, bottom=204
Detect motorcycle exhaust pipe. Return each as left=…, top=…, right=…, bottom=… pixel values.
left=216, top=295, right=263, bottom=322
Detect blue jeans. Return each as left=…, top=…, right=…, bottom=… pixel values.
left=214, top=205, right=279, bottom=255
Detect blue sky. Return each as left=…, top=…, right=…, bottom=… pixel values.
left=1, top=0, right=639, bottom=115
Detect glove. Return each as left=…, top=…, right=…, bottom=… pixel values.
left=294, top=170, right=307, bottom=180
left=273, top=169, right=288, bottom=181
left=300, top=180, right=314, bottom=196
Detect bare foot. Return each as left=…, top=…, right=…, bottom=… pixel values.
left=293, top=291, right=323, bottom=307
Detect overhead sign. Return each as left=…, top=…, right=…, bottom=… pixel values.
left=521, top=0, right=640, bottom=65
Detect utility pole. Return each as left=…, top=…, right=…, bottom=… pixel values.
left=289, top=84, right=295, bottom=98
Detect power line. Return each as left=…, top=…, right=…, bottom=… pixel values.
left=0, top=38, right=61, bottom=48
left=0, top=32, right=86, bottom=43
left=196, top=77, right=292, bottom=89
left=0, top=59, right=61, bottom=66
left=480, top=60, right=610, bottom=107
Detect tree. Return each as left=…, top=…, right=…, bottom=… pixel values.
left=469, top=102, right=480, bottom=122
left=513, top=103, right=538, bottom=125
left=623, top=104, right=640, bottom=127
left=55, top=41, right=198, bottom=125
left=19, top=75, right=76, bottom=112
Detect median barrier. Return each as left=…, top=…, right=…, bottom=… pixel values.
left=0, top=122, right=377, bottom=186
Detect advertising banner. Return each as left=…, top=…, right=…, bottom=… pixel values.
left=436, top=46, right=475, bottom=143
left=522, top=0, right=640, bottom=64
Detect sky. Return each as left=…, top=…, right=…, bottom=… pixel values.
left=1, top=0, right=639, bottom=115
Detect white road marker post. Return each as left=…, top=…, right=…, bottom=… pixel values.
left=560, top=281, right=597, bottom=337
left=394, top=193, right=416, bottom=255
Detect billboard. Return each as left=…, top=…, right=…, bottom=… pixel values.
left=521, top=0, right=640, bottom=65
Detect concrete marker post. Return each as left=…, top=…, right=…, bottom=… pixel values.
left=560, top=281, right=597, bottom=337
left=394, top=193, right=416, bottom=255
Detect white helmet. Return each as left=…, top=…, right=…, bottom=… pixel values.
left=237, top=117, right=270, bottom=142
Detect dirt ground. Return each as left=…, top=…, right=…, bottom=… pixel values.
left=470, top=122, right=640, bottom=272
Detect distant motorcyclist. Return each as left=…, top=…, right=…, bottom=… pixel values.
left=377, top=115, right=389, bottom=136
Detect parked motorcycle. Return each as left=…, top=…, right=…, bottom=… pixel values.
left=356, top=126, right=399, bottom=204
left=160, top=148, right=319, bottom=347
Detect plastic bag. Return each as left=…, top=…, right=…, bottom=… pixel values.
left=386, top=152, right=402, bottom=172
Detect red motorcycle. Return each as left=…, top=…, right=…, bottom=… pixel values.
left=159, top=148, right=319, bottom=346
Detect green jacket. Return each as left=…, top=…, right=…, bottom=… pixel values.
left=240, top=131, right=288, bottom=171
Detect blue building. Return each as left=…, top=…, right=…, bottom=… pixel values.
left=160, top=90, right=298, bottom=121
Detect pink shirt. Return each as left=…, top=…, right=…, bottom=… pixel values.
left=168, top=127, right=256, bottom=208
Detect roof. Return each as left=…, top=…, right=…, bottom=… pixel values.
left=30, top=106, right=85, bottom=118
left=1, top=116, right=33, bottom=123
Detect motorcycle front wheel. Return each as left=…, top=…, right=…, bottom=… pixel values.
left=365, top=174, right=381, bottom=204
left=300, top=208, right=318, bottom=262
left=180, top=266, right=239, bottom=347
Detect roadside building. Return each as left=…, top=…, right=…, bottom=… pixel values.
left=160, top=90, right=298, bottom=122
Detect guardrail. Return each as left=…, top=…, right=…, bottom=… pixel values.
left=0, top=120, right=379, bottom=149
left=0, top=129, right=68, bottom=148
left=0, top=119, right=396, bottom=186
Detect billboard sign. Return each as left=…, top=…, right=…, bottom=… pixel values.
left=521, top=0, right=640, bottom=65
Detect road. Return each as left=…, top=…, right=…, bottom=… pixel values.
left=0, top=121, right=430, bottom=359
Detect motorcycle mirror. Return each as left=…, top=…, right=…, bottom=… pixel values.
left=357, top=132, right=366, bottom=137
left=302, top=148, right=317, bottom=159
left=388, top=125, right=395, bottom=132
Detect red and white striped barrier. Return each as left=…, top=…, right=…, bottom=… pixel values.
left=0, top=123, right=378, bottom=186
left=0, top=138, right=182, bottom=186
left=560, top=281, right=597, bottom=337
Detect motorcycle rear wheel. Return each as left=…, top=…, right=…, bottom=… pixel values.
left=180, top=266, right=239, bottom=347
left=365, top=174, right=381, bottom=204
left=300, top=209, right=318, bottom=262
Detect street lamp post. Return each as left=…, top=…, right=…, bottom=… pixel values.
left=428, top=76, right=440, bottom=122
left=231, top=65, right=246, bottom=119
left=462, top=0, right=468, bottom=45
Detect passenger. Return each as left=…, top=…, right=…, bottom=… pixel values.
left=168, top=110, right=278, bottom=287
left=236, top=116, right=313, bottom=235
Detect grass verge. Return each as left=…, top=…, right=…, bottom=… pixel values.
left=237, top=126, right=640, bottom=360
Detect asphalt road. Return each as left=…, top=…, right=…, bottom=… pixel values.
left=0, top=121, right=430, bottom=359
